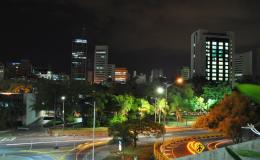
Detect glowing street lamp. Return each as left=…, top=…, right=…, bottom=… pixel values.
left=61, top=96, right=66, bottom=130
left=176, top=77, right=184, bottom=84
left=157, top=87, right=164, bottom=94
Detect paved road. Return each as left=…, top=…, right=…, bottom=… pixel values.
left=0, top=128, right=216, bottom=160
left=163, top=137, right=226, bottom=158
left=0, top=130, right=108, bottom=160
left=82, top=128, right=215, bottom=160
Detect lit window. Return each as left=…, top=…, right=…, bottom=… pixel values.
left=225, top=74, right=229, bottom=77
left=212, top=73, right=216, bottom=76
left=212, top=46, right=217, bottom=49
left=212, top=65, right=216, bottom=69
left=206, top=45, right=210, bottom=49
left=219, top=66, right=223, bottom=69
left=212, top=62, right=216, bottom=65
left=225, top=66, right=229, bottom=69
left=219, top=58, right=223, bottom=61
left=225, top=62, right=229, bottom=65
left=219, top=78, right=223, bottom=81
left=206, top=41, right=210, bottom=44
left=212, top=42, right=217, bottom=45
left=212, top=77, right=216, bottom=80
left=225, top=47, right=229, bottom=50
left=219, top=46, right=223, bottom=49
left=219, top=42, right=223, bottom=45
left=212, top=69, right=216, bottom=72
left=225, top=54, right=229, bottom=57
left=219, top=62, right=223, bottom=65
left=207, top=73, right=210, bottom=76
left=219, top=74, right=223, bottom=77
left=219, top=50, right=223, bottom=53
left=212, top=50, right=217, bottom=53
left=219, top=70, right=223, bottom=73
left=225, top=42, right=229, bottom=46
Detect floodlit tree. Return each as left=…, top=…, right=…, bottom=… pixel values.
left=109, top=118, right=165, bottom=147
left=194, top=91, right=259, bottom=143
left=201, top=83, right=231, bottom=108
left=155, top=98, right=168, bottom=123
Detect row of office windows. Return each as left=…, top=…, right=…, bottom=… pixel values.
left=206, top=45, right=229, bottom=50
left=207, top=73, right=229, bottom=77
left=206, top=41, right=229, bottom=46
left=207, top=57, right=229, bottom=61
left=207, top=61, right=229, bottom=65
left=206, top=69, right=229, bottom=73
left=206, top=65, right=229, bottom=70
left=206, top=76, right=229, bottom=81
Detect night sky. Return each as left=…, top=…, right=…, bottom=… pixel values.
left=1, top=0, right=260, bottom=78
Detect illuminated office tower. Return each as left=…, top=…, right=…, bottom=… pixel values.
left=71, top=38, right=87, bottom=80
left=94, top=45, right=108, bottom=84
left=115, top=67, right=128, bottom=84
left=191, top=29, right=234, bottom=82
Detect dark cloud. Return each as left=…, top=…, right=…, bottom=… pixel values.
left=1, top=0, right=260, bottom=77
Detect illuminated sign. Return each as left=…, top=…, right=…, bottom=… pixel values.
left=187, top=141, right=205, bottom=154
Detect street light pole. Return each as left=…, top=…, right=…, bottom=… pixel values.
left=84, top=100, right=96, bottom=160
left=92, top=100, right=96, bottom=160
left=61, top=96, right=66, bottom=130
left=163, top=83, right=171, bottom=142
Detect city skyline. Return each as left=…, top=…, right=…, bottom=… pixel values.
left=1, top=0, right=260, bottom=78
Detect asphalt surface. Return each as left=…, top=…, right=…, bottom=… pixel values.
left=0, top=128, right=224, bottom=160
left=0, top=129, right=107, bottom=160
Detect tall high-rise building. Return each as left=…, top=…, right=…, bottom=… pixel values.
left=233, top=49, right=260, bottom=81
left=191, top=29, right=234, bottom=82
left=180, top=66, right=190, bottom=80
left=115, top=67, right=128, bottom=84
left=5, top=59, right=32, bottom=80
left=107, top=64, right=115, bottom=81
left=71, top=38, right=87, bottom=80
left=149, top=68, right=164, bottom=82
left=0, top=63, right=4, bottom=81
left=94, top=45, right=108, bottom=84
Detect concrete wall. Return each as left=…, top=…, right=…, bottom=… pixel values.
left=177, top=139, right=260, bottom=160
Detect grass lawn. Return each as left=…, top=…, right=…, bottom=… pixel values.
left=236, top=83, right=260, bottom=104
left=104, top=144, right=154, bottom=160
left=166, top=115, right=198, bottom=127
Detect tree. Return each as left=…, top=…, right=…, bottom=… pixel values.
left=155, top=98, right=168, bottom=123
left=201, top=83, right=231, bottom=108
left=109, top=118, right=165, bottom=147
left=168, top=83, right=195, bottom=121
left=194, top=91, right=259, bottom=143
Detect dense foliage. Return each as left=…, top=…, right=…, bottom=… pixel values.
left=193, top=91, right=260, bottom=143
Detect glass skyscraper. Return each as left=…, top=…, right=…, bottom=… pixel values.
left=71, top=38, right=87, bottom=80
